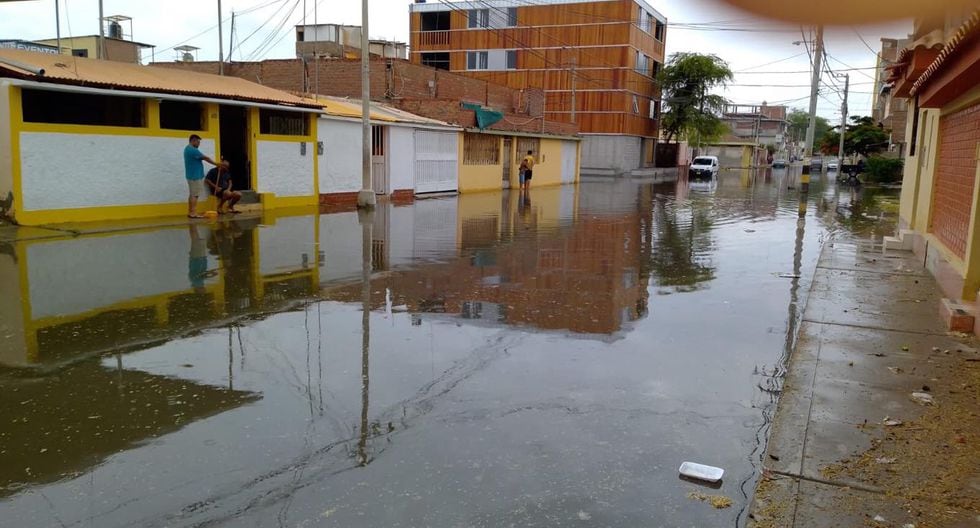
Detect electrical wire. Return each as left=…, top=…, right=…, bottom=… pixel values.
left=851, top=27, right=882, bottom=59
left=824, top=52, right=877, bottom=82
left=155, top=0, right=286, bottom=58
left=734, top=52, right=807, bottom=72
left=732, top=66, right=878, bottom=75
left=244, top=0, right=303, bottom=61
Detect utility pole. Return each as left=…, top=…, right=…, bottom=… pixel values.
left=803, top=25, right=824, bottom=160
left=97, top=0, right=105, bottom=59
left=837, top=73, right=849, bottom=164
left=54, top=0, right=61, bottom=54
left=217, top=0, right=224, bottom=75
left=357, top=0, right=376, bottom=208
left=570, top=56, right=577, bottom=124
left=229, top=11, right=235, bottom=62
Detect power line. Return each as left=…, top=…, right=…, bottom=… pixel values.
left=732, top=66, right=878, bottom=75
left=236, top=0, right=293, bottom=50
left=735, top=52, right=807, bottom=72
left=155, top=0, right=286, bottom=58
left=824, top=52, right=877, bottom=82
left=851, top=27, right=882, bottom=58
left=245, top=0, right=303, bottom=62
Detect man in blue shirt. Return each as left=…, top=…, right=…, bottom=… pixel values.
left=183, top=134, right=217, bottom=218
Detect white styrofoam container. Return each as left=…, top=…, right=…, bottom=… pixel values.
left=679, top=461, right=725, bottom=482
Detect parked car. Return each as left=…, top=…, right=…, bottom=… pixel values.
left=772, top=159, right=788, bottom=168
left=688, top=156, right=719, bottom=180
left=827, top=159, right=839, bottom=171
left=810, top=156, right=823, bottom=169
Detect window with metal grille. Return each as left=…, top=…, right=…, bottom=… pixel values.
left=655, top=20, right=666, bottom=41
left=259, top=109, right=308, bottom=136
left=463, top=132, right=499, bottom=165
left=467, top=51, right=488, bottom=70
left=21, top=88, right=145, bottom=127
left=372, top=125, right=385, bottom=156
left=516, top=137, right=540, bottom=163
left=160, top=100, right=204, bottom=131
left=467, top=9, right=489, bottom=28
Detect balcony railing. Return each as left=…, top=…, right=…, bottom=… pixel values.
left=418, top=31, right=450, bottom=47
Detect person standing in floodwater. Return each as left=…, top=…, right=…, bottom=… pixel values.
left=520, top=150, right=536, bottom=191
left=183, top=134, right=218, bottom=219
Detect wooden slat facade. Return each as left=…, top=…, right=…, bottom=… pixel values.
left=410, top=0, right=666, bottom=138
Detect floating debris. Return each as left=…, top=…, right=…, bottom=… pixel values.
left=687, top=490, right=733, bottom=509
left=910, top=392, right=935, bottom=405
left=679, top=461, right=724, bottom=482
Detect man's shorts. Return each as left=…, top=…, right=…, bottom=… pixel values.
left=524, top=170, right=533, bottom=180
left=187, top=178, right=205, bottom=198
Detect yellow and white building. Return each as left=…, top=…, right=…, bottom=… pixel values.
left=0, top=48, right=322, bottom=226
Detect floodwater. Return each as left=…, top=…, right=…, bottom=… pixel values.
left=0, top=171, right=899, bottom=527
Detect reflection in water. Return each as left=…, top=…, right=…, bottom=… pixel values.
left=0, top=176, right=903, bottom=527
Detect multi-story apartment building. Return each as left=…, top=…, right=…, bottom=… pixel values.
left=720, top=103, right=789, bottom=156
left=409, top=0, right=667, bottom=176
left=872, top=37, right=912, bottom=156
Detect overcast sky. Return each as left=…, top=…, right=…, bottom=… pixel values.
left=1, top=0, right=911, bottom=121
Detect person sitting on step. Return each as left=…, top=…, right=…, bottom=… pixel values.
left=205, top=160, right=243, bottom=214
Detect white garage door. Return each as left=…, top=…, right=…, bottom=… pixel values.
left=414, top=130, right=458, bottom=194
left=561, top=141, right=578, bottom=184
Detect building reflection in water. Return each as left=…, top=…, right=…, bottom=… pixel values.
left=0, top=182, right=723, bottom=502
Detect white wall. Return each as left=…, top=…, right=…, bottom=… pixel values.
left=26, top=228, right=219, bottom=319
left=256, top=140, right=315, bottom=197
left=580, top=135, right=642, bottom=175
left=258, top=215, right=317, bottom=276
left=387, top=126, right=415, bottom=191
left=19, top=133, right=215, bottom=211
left=318, top=119, right=361, bottom=195
left=0, top=83, right=11, bottom=215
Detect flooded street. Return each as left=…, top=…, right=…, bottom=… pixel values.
left=0, top=171, right=899, bottom=527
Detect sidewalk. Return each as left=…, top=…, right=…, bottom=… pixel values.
left=749, top=235, right=980, bottom=527
left=0, top=210, right=269, bottom=244
left=3, top=197, right=974, bottom=527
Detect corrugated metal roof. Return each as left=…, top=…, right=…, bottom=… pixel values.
left=315, top=95, right=457, bottom=128
left=0, top=48, right=319, bottom=108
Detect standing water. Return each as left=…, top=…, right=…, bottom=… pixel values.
left=0, top=170, right=899, bottom=527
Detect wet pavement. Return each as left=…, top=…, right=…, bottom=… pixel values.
left=0, top=171, right=901, bottom=527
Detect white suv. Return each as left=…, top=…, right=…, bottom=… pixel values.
left=689, top=156, right=719, bottom=180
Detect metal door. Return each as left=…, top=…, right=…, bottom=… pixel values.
left=502, top=137, right=512, bottom=188
left=372, top=125, right=388, bottom=195
left=413, top=130, right=458, bottom=193
left=561, top=141, right=577, bottom=184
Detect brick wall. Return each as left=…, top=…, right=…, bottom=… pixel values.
left=152, top=58, right=575, bottom=136
left=930, top=102, right=980, bottom=259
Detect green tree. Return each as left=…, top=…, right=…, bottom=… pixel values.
left=818, top=115, right=891, bottom=157
left=787, top=108, right=831, bottom=145
left=658, top=53, right=733, bottom=144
